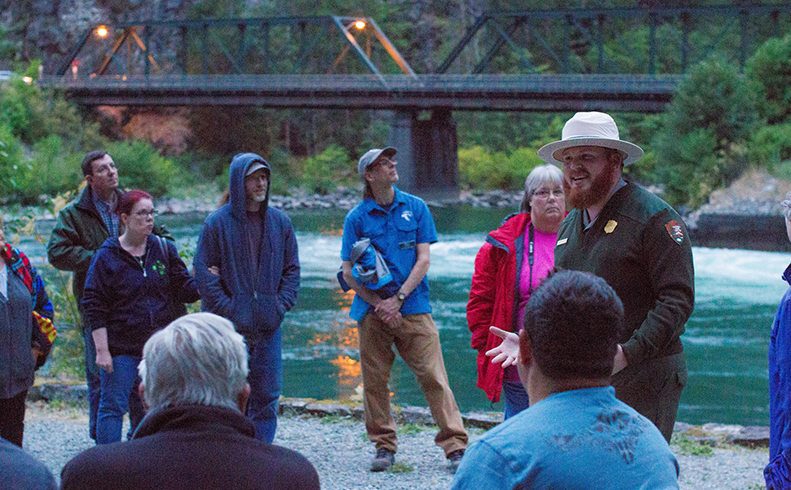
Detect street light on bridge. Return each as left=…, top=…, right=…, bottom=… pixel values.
left=96, top=25, right=108, bottom=37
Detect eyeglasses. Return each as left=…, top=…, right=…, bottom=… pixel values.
left=532, top=189, right=564, bottom=199
left=134, top=209, right=158, bottom=218
left=93, top=162, right=116, bottom=175
left=368, top=158, right=397, bottom=171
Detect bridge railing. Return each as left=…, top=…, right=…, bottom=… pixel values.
left=57, top=15, right=415, bottom=82
left=437, top=4, right=791, bottom=75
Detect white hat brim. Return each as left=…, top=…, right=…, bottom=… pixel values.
left=538, top=137, right=644, bottom=167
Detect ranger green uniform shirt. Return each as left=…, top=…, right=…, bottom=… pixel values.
left=554, top=182, right=694, bottom=366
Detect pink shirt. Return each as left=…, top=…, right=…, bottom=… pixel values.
left=504, top=227, right=558, bottom=382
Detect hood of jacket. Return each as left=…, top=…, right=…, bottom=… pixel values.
left=487, top=212, right=531, bottom=252
left=229, top=153, right=271, bottom=221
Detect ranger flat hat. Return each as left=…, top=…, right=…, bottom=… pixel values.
left=537, top=112, right=644, bottom=166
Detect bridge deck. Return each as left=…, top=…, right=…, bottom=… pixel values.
left=39, top=74, right=684, bottom=112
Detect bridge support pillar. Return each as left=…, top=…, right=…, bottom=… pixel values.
left=389, top=109, right=459, bottom=199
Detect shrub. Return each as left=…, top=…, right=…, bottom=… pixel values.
left=21, top=136, right=83, bottom=203
left=459, top=146, right=498, bottom=190
left=0, top=79, right=30, bottom=140
left=105, top=140, right=178, bottom=197
left=750, top=124, right=791, bottom=169
left=653, top=57, right=758, bottom=206
left=0, top=124, right=26, bottom=197
left=459, top=145, right=545, bottom=191
left=300, top=144, right=353, bottom=194
left=745, top=34, right=791, bottom=125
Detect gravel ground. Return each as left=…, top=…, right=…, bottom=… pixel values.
left=23, top=403, right=767, bottom=490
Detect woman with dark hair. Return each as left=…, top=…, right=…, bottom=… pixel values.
left=467, top=164, right=566, bottom=418
left=82, top=190, right=199, bottom=444
left=0, top=216, right=56, bottom=447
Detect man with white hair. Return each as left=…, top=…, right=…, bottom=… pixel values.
left=60, top=313, right=319, bottom=490
left=540, top=112, right=695, bottom=442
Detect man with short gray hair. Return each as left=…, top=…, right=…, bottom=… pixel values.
left=60, top=313, right=319, bottom=490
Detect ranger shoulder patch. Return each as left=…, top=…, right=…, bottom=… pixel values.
left=665, top=220, right=684, bottom=245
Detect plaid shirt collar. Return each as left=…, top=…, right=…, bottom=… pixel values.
left=92, top=189, right=119, bottom=237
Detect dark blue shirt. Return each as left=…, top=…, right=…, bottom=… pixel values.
left=341, top=187, right=437, bottom=317
left=766, top=263, right=791, bottom=488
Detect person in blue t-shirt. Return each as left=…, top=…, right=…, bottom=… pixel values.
left=341, top=147, right=468, bottom=473
left=452, top=270, right=679, bottom=490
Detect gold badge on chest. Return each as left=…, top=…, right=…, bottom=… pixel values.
left=604, top=220, right=618, bottom=234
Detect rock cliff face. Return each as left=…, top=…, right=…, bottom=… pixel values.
left=0, top=0, right=193, bottom=72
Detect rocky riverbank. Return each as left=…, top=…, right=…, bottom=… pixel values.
left=10, top=168, right=791, bottom=253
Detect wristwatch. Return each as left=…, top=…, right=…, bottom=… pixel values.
left=397, top=291, right=407, bottom=302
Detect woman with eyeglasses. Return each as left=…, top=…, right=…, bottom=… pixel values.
left=467, top=164, right=566, bottom=419
left=82, top=190, right=199, bottom=444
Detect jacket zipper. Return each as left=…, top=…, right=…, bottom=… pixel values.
left=143, top=242, right=155, bottom=330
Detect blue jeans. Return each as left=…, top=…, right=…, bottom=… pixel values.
left=246, top=329, right=283, bottom=443
left=502, top=380, right=530, bottom=420
left=96, top=355, right=145, bottom=444
left=83, top=327, right=101, bottom=441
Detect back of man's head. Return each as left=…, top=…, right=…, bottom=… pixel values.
left=139, top=313, right=249, bottom=411
left=523, top=270, right=623, bottom=381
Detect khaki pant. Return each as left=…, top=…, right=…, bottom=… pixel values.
left=612, top=352, right=687, bottom=443
left=358, top=312, right=468, bottom=456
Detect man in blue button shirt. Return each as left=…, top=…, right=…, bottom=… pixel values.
left=341, top=147, right=467, bottom=473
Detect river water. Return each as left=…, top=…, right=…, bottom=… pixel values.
left=26, top=206, right=788, bottom=426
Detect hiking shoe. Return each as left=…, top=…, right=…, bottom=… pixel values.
left=370, top=448, right=395, bottom=472
left=447, top=448, right=465, bottom=473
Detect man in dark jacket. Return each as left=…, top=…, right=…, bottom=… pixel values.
left=60, top=313, right=320, bottom=490
left=194, top=153, right=300, bottom=443
left=540, top=112, right=694, bottom=442
left=46, top=150, right=123, bottom=442
left=47, top=150, right=168, bottom=442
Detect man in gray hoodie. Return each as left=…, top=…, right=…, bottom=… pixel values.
left=194, top=154, right=300, bottom=443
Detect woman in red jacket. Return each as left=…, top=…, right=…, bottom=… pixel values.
left=467, top=164, right=566, bottom=418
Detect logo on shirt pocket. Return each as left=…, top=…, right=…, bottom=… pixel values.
left=401, top=210, right=413, bottom=222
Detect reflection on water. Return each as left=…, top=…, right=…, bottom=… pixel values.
left=330, top=356, right=362, bottom=387
left=26, top=207, right=791, bottom=425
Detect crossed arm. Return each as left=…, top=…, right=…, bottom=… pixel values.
left=342, top=242, right=430, bottom=326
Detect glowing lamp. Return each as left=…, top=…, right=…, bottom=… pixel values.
left=354, top=20, right=366, bottom=30
left=97, top=26, right=108, bottom=37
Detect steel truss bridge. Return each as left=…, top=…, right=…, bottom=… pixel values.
left=36, top=5, right=791, bottom=196
left=39, top=5, right=791, bottom=112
